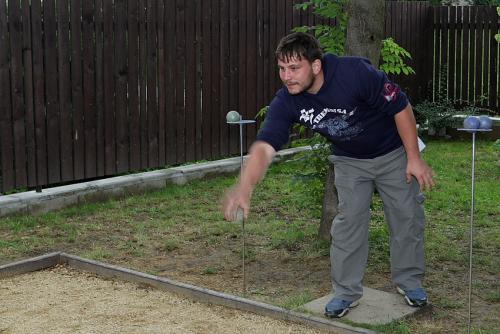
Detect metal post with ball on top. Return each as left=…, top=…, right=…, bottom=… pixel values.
left=458, top=115, right=493, bottom=334
left=226, top=110, right=256, bottom=297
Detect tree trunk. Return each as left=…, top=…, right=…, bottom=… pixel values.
left=317, top=0, right=385, bottom=241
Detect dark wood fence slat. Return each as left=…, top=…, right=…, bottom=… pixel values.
left=127, top=0, right=140, bottom=170
left=469, top=6, right=477, bottom=105
left=165, top=0, right=176, bottom=165
left=461, top=6, right=471, bottom=102
left=201, top=0, right=212, bottom=160
left=185, top=0, right=197, bottom=161
left=175, top=0, right=186, bottom=163
left=195, top=0, right=203, bottom=161
left=57, top=0, right=74, bottom=182
left=448, top=6, right=457, bottom=101
left=475, top=6, right=486, bottom=107
left=95, top=0, right=105, bottom=176
left=210, top=0, right=221, bottom=158
left=228, top=0, right=239, bottom=156
left=489, top=6, right=498, bottom=110
left=219, top=0, right=230, bottom=157
left=22, top=0, right=37, bottom=187
left=43, top=0, right=61, bottom=184
left=157, top=0, right=166, bottom=166
left=9, top=0, right=28, bottom=188
left=139, top=0, right=148, bottom=168
left=147, top=0, right=159, bottom=167
left=103, top=0, right=116, bottom=175
left=115, top=0, right=129, bottom=173
left=0, top=0, right=14, bottom=192
left=83, top=0, right=97, bottom=178
left=71, top=0, right=84, bottom=180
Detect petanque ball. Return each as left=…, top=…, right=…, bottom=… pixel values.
left=478, top=115, right=493, bottom=130
left=463, top=116, right=480, bottom=130
left=226, top=110, right=241, bottom=123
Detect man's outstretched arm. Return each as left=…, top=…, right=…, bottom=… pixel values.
left=223, top=141, right=276, bottom=221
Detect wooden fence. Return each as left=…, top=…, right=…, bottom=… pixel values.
left=386, top=1, right=499, bottom=110
left=0, top=1, right=498, bottom=193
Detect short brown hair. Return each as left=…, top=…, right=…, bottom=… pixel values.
left=275, top=32, right=323, bottom=63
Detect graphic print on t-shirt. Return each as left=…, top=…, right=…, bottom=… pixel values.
left=299, top=106, right=363, bottom=141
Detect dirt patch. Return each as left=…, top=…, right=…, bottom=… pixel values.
left=0, top=265, right=328, bottom=334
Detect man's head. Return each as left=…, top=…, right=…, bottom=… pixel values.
left=275, top=32, right=324, bottom=95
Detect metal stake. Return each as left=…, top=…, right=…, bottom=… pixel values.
left=458, top=128, right=491, bottom=334
left=227, top=114, right=255, bottom=297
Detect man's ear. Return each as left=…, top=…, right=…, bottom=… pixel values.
left=312, top=59, right=322, bottom=75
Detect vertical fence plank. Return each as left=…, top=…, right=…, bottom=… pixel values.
left=219, top=0, right=230, bottom=157
left=228, top=0, right=239, bottom=156
left=195, top=0, right=203, bottom=160
left=489, top=6, right=498, bottom=110
left=475, top=6, right=486, bottom=107
left=175, top=0, right=186, bottom=163
left=210, top=0, right=221, bottom=158
left=70, top=0, right=84, bottom=180
left=9, top=0, right=28, bottom=188
left=147, top=0, right=159, bottom=167
left=185, top=0, right=197, bottom=161
left=165, top=0, right=176, bottom=165
left=83, top=0, right=97, bottom=178
left=44, top=0, right=61, bottom=184
left=245, top=0, right=257, bottom=147
left=201, top=0, right=212, bottom=159
left=103, top=0, right=116, bottom=174
left=128, top=0, right=140, bottom=170
left=448, top=6, right=457, bottom=101
left=139, top=0, right=148, bottom=168
left=57, top=0, right=73, bottom=182
left=115, top=0, right=129, bottom=173
left=31, top=0, right=48, bottom=187
left=455, top=6, right=464, bottom=102
left=468, top=6, right=477, bottom=105
left=157, top=0, right=166, bottom=166
left=0, top=0, right=14, bottom=192
left=22, top=0, right=36, bottom=187
left=461, top=6, right=471, bottom=102
left=238, top=0, right=247, bottom=150
left=95, top=0, right=105, bottom=176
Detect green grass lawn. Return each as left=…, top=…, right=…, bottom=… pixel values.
left=0, top=138, right=499, bottom=334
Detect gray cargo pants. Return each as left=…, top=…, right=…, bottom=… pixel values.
left=328, top=146, right=426, bottom=301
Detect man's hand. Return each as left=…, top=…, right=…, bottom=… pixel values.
left=223, top=185, right=252, bottom=221
left=406, top=157, right=436, bottom=191
left=221, top=141, right=276, bottom=222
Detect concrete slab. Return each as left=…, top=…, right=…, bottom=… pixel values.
left=302, top=288, right=422, bottom=325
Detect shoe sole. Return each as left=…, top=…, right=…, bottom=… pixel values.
left=324, top=300, right=359, bottom=318
left=396, top=286, right=428, bottom=307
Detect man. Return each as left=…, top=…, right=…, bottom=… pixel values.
left=223, top=32, right=435, bottom=318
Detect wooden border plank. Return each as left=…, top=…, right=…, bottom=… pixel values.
left=0, top=252, right=61, bottom=278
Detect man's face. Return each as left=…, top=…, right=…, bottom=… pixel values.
left=277, top=56, right=317, bottom=95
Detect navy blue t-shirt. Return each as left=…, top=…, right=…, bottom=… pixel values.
left=256, top=54, right=409, bottom=159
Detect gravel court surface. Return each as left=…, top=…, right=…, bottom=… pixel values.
left=0, top=265, right=329, bottom=334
